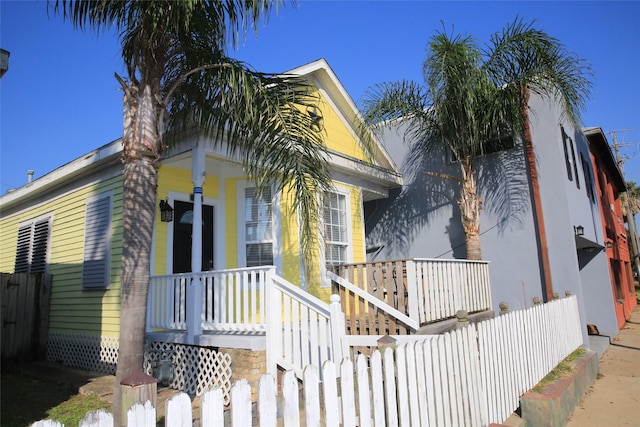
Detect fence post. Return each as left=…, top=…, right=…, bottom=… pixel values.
left=120, top=372, right=157, bottom=427
left=532, top=297, right=541, bottom=305
left=456, top=310, right=470, bottom=329
left=499, top=302, right=509, bottom=316
left=404, top=259, right=420, bottom=325
left=329, top=294, right=348, bottom=360
left=377, top=335, right=397, bottom=353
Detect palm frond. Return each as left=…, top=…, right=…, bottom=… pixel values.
left=483, top=16, right=593, bottom=126
left=166, top=57, right=332, bottom=266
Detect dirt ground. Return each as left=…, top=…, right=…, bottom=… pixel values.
left=565, top=305, right=640, bottom=426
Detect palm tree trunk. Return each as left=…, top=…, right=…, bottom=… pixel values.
left=113, top=83, right=160, bottom=424
left=459, top=157, right=483, bottom=260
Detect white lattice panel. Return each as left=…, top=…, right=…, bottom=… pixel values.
left=47, top=334, right=233, bottom=404
left=144, top=342, right=232, bottom=404
left=47, top=333, right=119, bottom=374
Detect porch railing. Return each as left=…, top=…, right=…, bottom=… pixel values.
left=147, top=267, right=346, bottom=378
left=335, top=258, right=492, bottom=327
left=266, top=275, right=346, bottom=379
left=147, top=258, right=492, bottom=376
left=147, top=266, right=274, bottom=338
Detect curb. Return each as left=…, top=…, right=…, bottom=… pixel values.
left=520, top=350, right=598, bottom=427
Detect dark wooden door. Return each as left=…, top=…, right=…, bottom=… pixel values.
left=173, top=201, right=214, bottom=273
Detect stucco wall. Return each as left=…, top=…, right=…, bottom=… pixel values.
left=366, top=93, right=618, bottom=343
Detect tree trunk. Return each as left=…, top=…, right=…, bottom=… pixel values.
left=113, top=83, right=161, bottom=425
left=458, top=157, right=483, bottom=260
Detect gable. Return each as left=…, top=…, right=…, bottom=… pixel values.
left=289, top=59, right=402, bottom=189
left=316, top=90, right=369, bottom=162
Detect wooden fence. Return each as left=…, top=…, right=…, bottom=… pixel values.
left=1, top=272, right=52, bottom=361
left=36, top=295, right=582, bottom=427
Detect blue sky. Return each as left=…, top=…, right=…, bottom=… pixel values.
left=1, top=1, right=639, bottom=194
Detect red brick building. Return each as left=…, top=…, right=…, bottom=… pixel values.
left=585, top=127, right=638, bottom=329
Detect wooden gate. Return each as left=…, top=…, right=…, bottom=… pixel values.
left=1, top=273, right=52, bottom=361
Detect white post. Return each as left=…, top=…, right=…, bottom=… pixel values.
left=329, top=294, right=348, bottom=360
left=266, top=270, right=281, bottom=378
left=191, top=142, right=205, bottom=274
left=187, top=142, right=206, bottom=344
left=404, top=259, right=419, bottom=325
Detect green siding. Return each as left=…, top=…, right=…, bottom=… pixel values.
left=0, top=176, right=123, bottom=337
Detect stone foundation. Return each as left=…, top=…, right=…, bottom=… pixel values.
left=221, top=347, right=267, bottom=401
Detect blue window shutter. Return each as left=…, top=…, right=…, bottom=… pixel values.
left=82, top=194, right=112, bottom=289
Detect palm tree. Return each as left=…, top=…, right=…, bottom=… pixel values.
left=360, top=18, right=591, bottom=264
left=624, top=180, right=640, bottom=276
left=626, top=181, right=640, bottom=215
left=52, top=0, right=332, bottom=420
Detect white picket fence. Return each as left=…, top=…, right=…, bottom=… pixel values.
left=35, top=296, right=582, bottom=427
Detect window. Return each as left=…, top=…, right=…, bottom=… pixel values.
left=82, top=192, right=113, bottom=289
left=15, top=214, right=52, bottom=273
left=244, top=187, right=273, bottom=267
left=561, top=127, right=573, bottom=181
left=561, top=126, right=580, bottom=188
left=570, top=139, right=580, bottom=189
left=323, top=192, right=348, bottom=265
left=581, top=154, right=596, bottom=203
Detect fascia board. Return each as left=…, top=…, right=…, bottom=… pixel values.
left=326, top=149, right=403, bottom=188
left=0, top=139, right=123, bottom=210
left=287, top=59, right=402, bottom=175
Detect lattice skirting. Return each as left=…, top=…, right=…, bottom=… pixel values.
left=46, top=334, right=233, bottom=404
left=47, top=332, right=119, bottom=374
left=144, top=342, right=233, bottom=404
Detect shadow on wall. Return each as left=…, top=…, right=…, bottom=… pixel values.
left=477, top=144, right=531, bottom=235
left=366, top=135, right=531, bottom=259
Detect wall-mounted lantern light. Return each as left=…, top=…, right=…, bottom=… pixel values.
left=574, top=225, right=584, bottom=236
left=159, top=199, right=174, bottom=222
left=605, top=241, right=613, bottom=248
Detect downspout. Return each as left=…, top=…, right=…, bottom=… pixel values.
left=523, top=90, right=554, bottom=302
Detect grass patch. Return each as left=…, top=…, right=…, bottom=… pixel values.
left=47, top=393, right=111, bottom=426
left=531, top=348, right=586, bottom=393
left=1, top=370, right=111, bottom=427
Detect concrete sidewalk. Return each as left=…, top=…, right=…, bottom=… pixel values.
left=566, top=305, right=640, bottom=426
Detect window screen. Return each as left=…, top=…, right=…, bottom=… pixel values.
left=324, top=192, right=348, bottom=265
left=245, top=187, right=273, bottom=267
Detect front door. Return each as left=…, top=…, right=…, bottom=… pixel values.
left=173, top=200, right=214, bottom=273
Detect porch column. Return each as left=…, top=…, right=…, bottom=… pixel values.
left=187, top=142, right=205, bottom=344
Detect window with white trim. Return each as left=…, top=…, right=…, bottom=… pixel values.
left=244, top=187, right=273, bottom=267
left=82, top=192, right=113, bottom=289
left=323, top=192, right=348, bottom=265
left=15, top=214, right=52, bottom=273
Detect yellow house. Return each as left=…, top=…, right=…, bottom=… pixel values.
left=0, top=59, right=401, bottom=385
